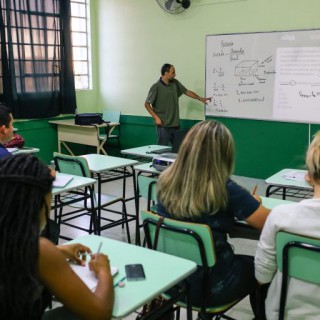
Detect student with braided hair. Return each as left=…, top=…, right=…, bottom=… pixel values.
left=0, top=154, right=114, bottom=319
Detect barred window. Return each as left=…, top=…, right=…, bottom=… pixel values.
left=71, top=0, right=91, bottom=90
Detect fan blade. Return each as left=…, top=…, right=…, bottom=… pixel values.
left=165, top=0, right=175, bottom=10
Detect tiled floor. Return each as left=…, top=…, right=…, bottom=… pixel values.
left=50, top=173, right=280, bottom=320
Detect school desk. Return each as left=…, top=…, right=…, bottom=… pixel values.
left=49, top=119, right=119, bottom=155
left=265, top=168, right=313, bottom=200
left=66, top=234, right=197, bottom=319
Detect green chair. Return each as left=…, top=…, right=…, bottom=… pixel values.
left=142, top=210, right=241, bottom=320
left=53, top=153, right=131, bottom=242
left=135, top=175, right=158, bottom=245
left=99, top=110, right=121, bottom=151
left=138, top=175, right=158, bottom=211
left=276, top=231, right=320, bottom=320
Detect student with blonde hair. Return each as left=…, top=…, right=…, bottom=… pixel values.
left=157, top=120, right=270, bottom=317
left=255, top=131, right=320, bottom=319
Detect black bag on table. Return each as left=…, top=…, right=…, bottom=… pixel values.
left=74, top=113, right=105, bottom=125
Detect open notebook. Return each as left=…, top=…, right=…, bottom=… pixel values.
left=71, top=263, right=118, bottom=291
left=53, top=175, right=73, bottom=188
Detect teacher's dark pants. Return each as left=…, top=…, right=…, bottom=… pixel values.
left=157, top=126, right=179, bottom=146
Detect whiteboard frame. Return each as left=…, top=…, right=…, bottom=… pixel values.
left=205, top=29, right=320, bottom=124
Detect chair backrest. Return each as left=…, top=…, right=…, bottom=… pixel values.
left=53, top=152, right=91, bottom=178
left=102, top=110, right=121, bottom=123
left=276, top=231, right=320, bottom=319
left=276, top=231, right=320, bottom=283
left=142, top=210, right=216, bottom=268
left=138, top=176, right=158, bottom=211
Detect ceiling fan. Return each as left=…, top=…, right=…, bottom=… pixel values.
left=156, top=0, right=191, bottom=14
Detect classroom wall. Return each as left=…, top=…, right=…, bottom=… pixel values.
left=89, top=0, right=320, bottom=178
left=18, top=0, right=320, bottom=178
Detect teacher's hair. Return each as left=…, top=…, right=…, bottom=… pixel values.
left=0, top=154, right=53, bottom=318
left=306, top=131, right=320, bottom=183
left=161, top=63, right=173, bottom=76
left=157, top=120, right=234, bottom=219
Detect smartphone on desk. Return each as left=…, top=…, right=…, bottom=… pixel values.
left=125, top=264, right=146, bottom=281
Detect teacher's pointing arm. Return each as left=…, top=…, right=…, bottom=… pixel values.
left=185, top=90, right=212, bottom=104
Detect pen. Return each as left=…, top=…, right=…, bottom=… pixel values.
left=78, top=241, right=103, bottom=257
left=96, top=241, right=103, bottom=254
left=252, top=185, right=258, bottom=195
left=114, top=276, right=126, bottom=288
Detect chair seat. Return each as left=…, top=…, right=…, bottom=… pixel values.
left=61, top=192, right=123, bottom=209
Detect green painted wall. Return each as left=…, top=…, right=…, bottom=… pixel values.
left=90, top=0, right=320, bottom=178
left=15, top=1, right=320, bottom=179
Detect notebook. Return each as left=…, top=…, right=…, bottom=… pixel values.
left=71, top=263, right=119, bottom=291
left=53, top=175, right=73, bottom=188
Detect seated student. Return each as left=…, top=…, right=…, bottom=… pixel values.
left=156, top=120, right=270, bottom=316
left=255, top=131, right=320, bottom=320
left=0, top=154, right=114, bottom=319
left=0, top=103, right=14, bottom=158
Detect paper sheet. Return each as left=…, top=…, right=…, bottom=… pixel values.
left=71, top=263, right=118, bottom=291
left=282, top=170, right=306, bottom=182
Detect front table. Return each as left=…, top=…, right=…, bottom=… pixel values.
left=67, top=235, right=197, bottom=319
left=50, top=119, right=119, bottom=155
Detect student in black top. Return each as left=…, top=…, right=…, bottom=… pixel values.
left=157, top=120, right=270, bottom=317
left=0, top=154, right=114, bottom=319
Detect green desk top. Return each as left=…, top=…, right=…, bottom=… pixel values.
left=52, top=173, right=96, bottom=196
left=121, top=145, right=172, bottom=159
left=66, top=235, right=196, bottom=318
left=265, top=168, right=312, bottom=190
left=81, top=154, right=138, bottom=173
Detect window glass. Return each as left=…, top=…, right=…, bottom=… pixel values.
left=71, top=0, right=91, bottom=90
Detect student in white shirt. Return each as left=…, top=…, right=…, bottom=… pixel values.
left=255, top=130, right=320, bottom=319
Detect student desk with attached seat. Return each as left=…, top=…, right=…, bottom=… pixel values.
left=49, top=119, right=119, bottom=155
left=265, top=168, right=313, bottom=200
left=65, top=234, right=197, bottom=319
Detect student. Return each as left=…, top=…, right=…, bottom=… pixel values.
left=144, top=63, right=212, bottom=146
left=0, top=154, right=114, bottom=319
left=255, top=131, right=320, bottom=320
left=156, top=120, right=270, bottom=317
left=0, top=103, right=14, bottom=158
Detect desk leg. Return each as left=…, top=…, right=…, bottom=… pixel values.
left=97, top=173, right=102, bottom=235
left=135, top=171, right=141, bottom=246
left=61, top=141, right=75, bottom=156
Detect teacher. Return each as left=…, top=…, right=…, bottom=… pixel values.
left=144, top=63, right=212, bottom=146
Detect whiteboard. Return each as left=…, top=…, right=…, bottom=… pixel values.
left=205, top=30, right=320, bottom=124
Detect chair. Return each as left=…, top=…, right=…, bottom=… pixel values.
left=276, top=231, right=320, bottom=320
left=138, top=175, right=158, bottom=211
left=99, top=110, right=121, bottom=151
left=142, top=210, right=241, bottom=320
left=53, top=153, right=131, bottom=242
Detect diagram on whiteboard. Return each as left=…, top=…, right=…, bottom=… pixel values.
left=234, top=60, right=258, bottom=76
left=205, top=30, right=320, bottom=124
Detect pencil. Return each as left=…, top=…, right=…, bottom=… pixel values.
left=252, top=185, right=258, bottom=195
left=114, top=276, right=126, bottom=288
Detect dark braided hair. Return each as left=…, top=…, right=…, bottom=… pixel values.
left=0, top=154, right=54, bottom=319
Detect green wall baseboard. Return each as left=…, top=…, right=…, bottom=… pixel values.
left=13, top=114, right=315, bottom=179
